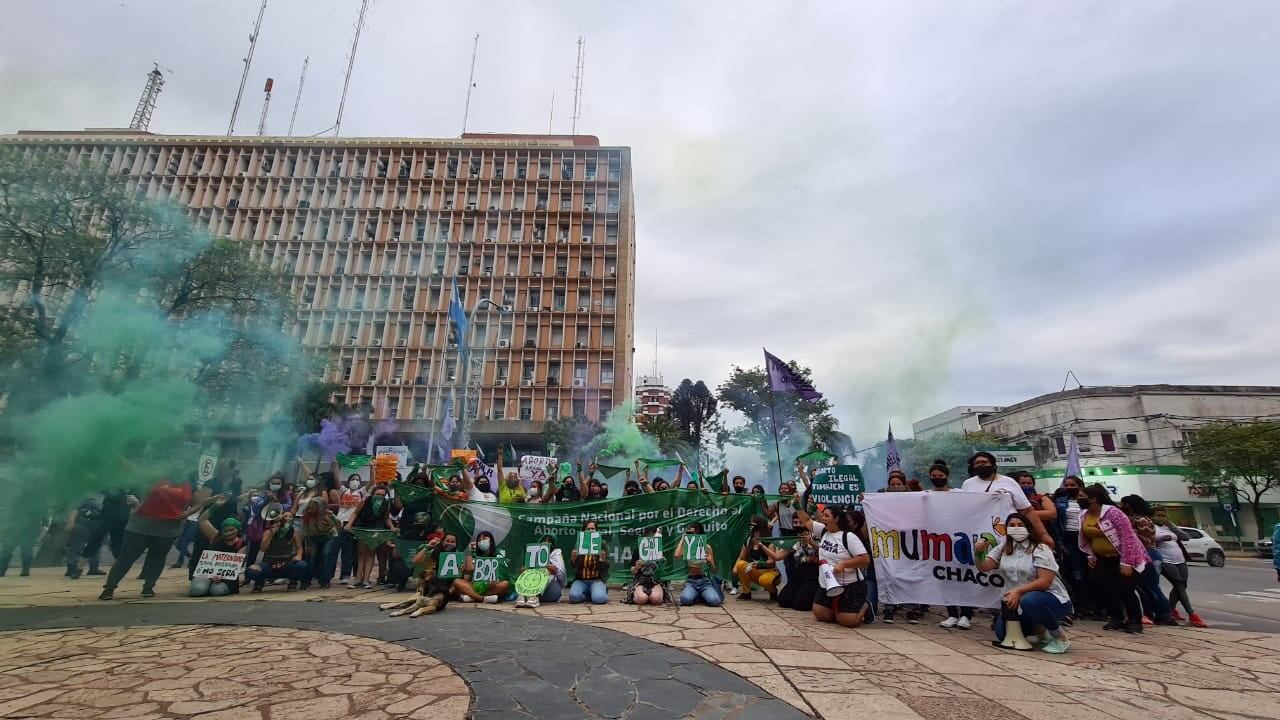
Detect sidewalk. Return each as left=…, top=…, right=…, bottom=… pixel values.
left=3, top=568, right=1280, bottom=719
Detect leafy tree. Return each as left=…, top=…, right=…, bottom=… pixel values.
left=291, top=381, right=344, bottom=435
left=639, top=414, right=689, bottom=458
left=667, top=378, right=723, bottom=465
left=717, top=362, right=840, bottom=484
left=1185, top=422, right=1280, bottom=535
left=542, top=415, right=602, bottom=460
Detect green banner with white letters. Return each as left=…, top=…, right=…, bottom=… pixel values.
left=430, top=489, right=755, bottom=584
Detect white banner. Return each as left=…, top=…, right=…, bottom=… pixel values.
left=518, top=455, right=557, bottom=487
left=863, top=492, right=1010, bottom=608
left=193, top=550, right=245, bottom=581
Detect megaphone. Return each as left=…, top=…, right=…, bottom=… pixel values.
left=996, top=606, right=1034, bottom=650
left=818, top=562, right=844, bottom=597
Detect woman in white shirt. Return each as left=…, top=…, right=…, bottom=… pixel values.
left=976, top=514, right=1073, bottom=654
left=797, top=506, right=871, bottom=628
left=1152, top=506, right=1204, bottom=627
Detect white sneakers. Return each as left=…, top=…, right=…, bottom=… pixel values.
left=527, top=596, right=540, bottom=608
left=939, top=617, right=959, bottom=628
left=957, top=616, right=971, bottom=630
left=482, top=595, right=499, bottom=604
left=514, top=595, right=542, bottom=608
left=460, top=595, right=474, bottom=603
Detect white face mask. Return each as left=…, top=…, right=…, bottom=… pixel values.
left=1007, top=526, right=1030, bottom=543
left=305, top=479, right=317, bottom=489
left=347, top=481, right=360, bottom=490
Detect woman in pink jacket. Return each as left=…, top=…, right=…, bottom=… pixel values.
left=1076, top=484, right=1147, bottom=634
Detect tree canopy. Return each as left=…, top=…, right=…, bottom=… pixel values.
left=1184, top=422, right=1280, bottom=535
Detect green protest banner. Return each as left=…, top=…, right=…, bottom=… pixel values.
left=436, top=552, right=465, bottom=580
left=349, top=528, right=397, bottom=550
left=638, top=536, right=663, bottom=561
left=594, top=463, right=629, bottom=479
left=576, top=530, right=602, bottom=555
left=336, top=453, right=371, bottom=470
left=682, top=534, right=708, bottom=561
left=641, top=458, right=683, bottom=471
left=525, top=543, right=550, bottom=568
left=809, top=465, right=865, bottom=508
left=430, top=490, right=755, bottom=584
left=473, top=557, right=500, bottom=583
left=702, top=469, right=728, bottom=492
left=796, top=449, right=836, bottom=465
left=766, top=536, right=800, bottom=552
left=394, top=539, right=431, bottom=571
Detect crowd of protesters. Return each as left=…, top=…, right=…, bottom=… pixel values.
left=5, top=449, right=1273, bottom=656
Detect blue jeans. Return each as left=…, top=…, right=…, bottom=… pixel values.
left=569, top=579, right=608, bottom=604
left=172, top=520, right=199, bottom=564
left=541, top=580, right=564, bottom=603
left=339, top=530, right=357, bottom=578
left=1137, top=549, right=1173, bottom=620
left=246, top=560, right=310, bottom=586
left=679, top=576, right=722, bottom=607
left=190, top=577, right=235, bottom=597
left=308, top=535, right=339, bottom=586
left=994, top=591, right=1072, bottom=640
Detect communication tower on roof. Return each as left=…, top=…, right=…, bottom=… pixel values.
left=256, top=78, right=274, bottom=136
left=227, top=0, right=270, bottom=135
left=571, top=36, right=586, bottom=134
left=128, top=64, right=166, bottom=131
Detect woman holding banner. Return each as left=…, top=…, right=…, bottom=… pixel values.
left=765, top=526, right=819, bottom=611
left=452, top=531, right=511, bottom=603
left=344, top=484, right=395, bottom=590
left=734, top=517, right=779, bottom=601
left=569, top=520, right=610, bottom=604
left=189, top=498, right=246, bottom=597
left=676, top=521, right=723, bottom=607
left=976, top=514, right=1073, bottom=654
left=626, top=528, right=669, bottom=605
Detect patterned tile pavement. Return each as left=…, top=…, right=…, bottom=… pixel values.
left=4, top=568, right=1280, bottom=719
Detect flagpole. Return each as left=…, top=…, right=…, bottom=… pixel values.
left=766, top=387, right=785, bottom=490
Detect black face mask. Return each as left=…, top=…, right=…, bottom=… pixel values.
left=975, top=466, right=996, bottom=479
left=930, top=477, right=949, bottom=488
left=1077, top=499, right=1091, bottom=509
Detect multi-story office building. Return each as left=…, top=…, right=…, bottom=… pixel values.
left=1, top=129, right=636, bottom=454
left=634, top=375, right=672, bottom=422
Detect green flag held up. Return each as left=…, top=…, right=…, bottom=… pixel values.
left=349, top=528, right=397, bottom=550
left=336, top=453, right=372, bottom=470
left=796, top=449, right=836, bottom=465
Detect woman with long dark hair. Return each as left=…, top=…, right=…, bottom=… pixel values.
left=764, top=524, right=819, bottom=611
left=344, top=483, right=394, bottom=589
left=1077, top=484, right=1146, bottom=633
left=797, top=505, right=871, bottom=627
left=453, top=530, right=511, bottom=603
left=1119, top=494, right=1176, bottom=626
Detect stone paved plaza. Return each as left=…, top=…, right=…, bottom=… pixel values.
left=2, top=568, right=1280, bottom=719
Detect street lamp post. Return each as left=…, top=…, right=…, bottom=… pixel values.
left=457, top=298, right=508, bottom=449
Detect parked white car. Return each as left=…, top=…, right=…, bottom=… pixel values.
left=1178, top=527, right=1226, bottom=567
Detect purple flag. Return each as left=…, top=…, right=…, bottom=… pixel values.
left=763, top=349, right=823, bottom=401
left=1063, top=434, right=1081, bottom=485
left=885, top=423, right=902, bottom=473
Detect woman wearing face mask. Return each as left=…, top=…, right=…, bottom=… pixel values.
left=345, top=484, right=395, bottom=590
left=1015, top=472, right=1058, bottom=526
left=516, top=533, right=566, bottom=607
left=381, top=532, right=456, bottom=617
left=1152, top=506, right=1204, bottom=627
left=300, top=496, right=341, bottom=589
left=764, top=525, right=820, bottom=611
left=1077, top=484, right=1146, bottom=633
left=734, top=517, right=779, bottom=602
left=765, top=482, right=800, bottom=536
left=524, top=479, right=554, bottom=505
left=189, top=497, right=247, bottom=597
left=925, top=460, right=972, bottom=629
left=676, top=521, right=722, bottom=607
left=335, top=474, right=365, bottom=584
left=453, top=531, right=511, bottom=603
left=569, top=520, right=611, bottom=604
left=976, top=514, right=1073, bottom=653
left=1052, top=475, right=1096, bottom=619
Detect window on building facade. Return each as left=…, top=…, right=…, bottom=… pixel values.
left=546, top=400, right=559, bottom=420
left=1055, top=436, right=1067, bottom=455
left=1100, top=432, right=1116, bottom=452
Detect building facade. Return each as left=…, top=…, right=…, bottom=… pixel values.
left=977, top=385, right=1280, bottom=541
left=634, top=375, right=672, bottom=422
left=1, top=129, right=637, bottom=455
left=912, top=405, right=1006, bottom=439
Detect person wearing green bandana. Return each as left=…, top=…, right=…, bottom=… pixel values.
left=245, top=509, right=308, bottom=592
left=189, top=497, right=246, bottom=597
left=345, top=484, right=395, bottom=589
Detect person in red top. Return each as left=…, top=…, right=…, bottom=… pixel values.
left=99, top=472, right=205, bottom=600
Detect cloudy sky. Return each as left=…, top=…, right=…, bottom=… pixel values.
left=4, top=1, right=1279, bottom=450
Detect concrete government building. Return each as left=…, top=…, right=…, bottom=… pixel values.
left=1, top=129, right=636, bottom=455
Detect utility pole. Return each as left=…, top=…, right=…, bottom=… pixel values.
left=461, top=34, right=480, bottom=135
left=129, top=64, right=166, bottom=131
left=335, top=0, right=370, bottom=136
left=228, top=0, right=269, bottom=135
left=256, top=78, right=274, bottom=136
left=287, top=56, right=308, bottom=136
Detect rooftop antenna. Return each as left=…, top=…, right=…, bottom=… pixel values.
left=652, top=329, right=658, bottom=377
left=571, top=36, right=585, bottom=134
left=287, top=56, right=308, bottom=136
left=228, top=0, right=269, bottom=135
left=129, top=63, right=167, bottom=131
left=256, top=78, right=274, bottom=136
left=335, top=0, right=371, bottom=136
left=547, top=91, right=555, bottom=134
left=460, top=33, right=480, bottom=135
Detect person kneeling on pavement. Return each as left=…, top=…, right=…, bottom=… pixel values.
left=976, top=513, right=1073, bottom=654
left=245, top=506, right=308, bottom=591
left=190, top=498, right=247, bottom=597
